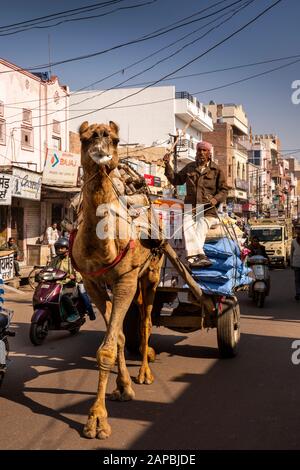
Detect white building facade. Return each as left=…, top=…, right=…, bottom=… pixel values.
left=69, top=86, right=213, bottom=190
left=0, top=58, right=73, bottom=265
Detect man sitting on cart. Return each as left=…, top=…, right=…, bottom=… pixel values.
left=163, top=141, right=228, bottom=267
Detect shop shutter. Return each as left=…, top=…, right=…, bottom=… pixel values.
left=24, top=201, right=41, bottom=242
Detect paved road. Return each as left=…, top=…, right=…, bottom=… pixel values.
left=1, top=268, right=300, bottom=450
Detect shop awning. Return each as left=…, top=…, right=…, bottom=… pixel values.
left=42, top=185, right=81, bottom=193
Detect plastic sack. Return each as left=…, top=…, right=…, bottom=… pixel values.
left=204, top=237, right=241, bottom=259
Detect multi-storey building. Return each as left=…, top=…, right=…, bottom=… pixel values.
left=69, top=86, right=213, bottom=194
left=0, top=58, right=78, bottom=265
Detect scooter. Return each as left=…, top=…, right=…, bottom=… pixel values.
left=0, top=307, right=15, bottom=387
left=30, top=267, right=87, bottom=345
left=248, top=255, right=270, bottom=308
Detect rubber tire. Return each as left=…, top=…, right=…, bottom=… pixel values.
left=256, top=292, right=265, bottom=308
left=123, top=303, right=141, bottom=355
left=30, top=321, right=48, bottom=346
left=217, top=298, right=240, bottom=358
left=69, top=326, right=81, bottom=335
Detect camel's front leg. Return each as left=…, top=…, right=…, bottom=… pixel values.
left=84, top=279, right=135, bottom=403
left=83, top=347, right=115, bottom=439
left=110, top=328, right=135, bottom=402
left=83, top=279, right=137, bottom=439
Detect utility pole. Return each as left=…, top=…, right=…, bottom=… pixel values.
left=169, top=133, right=179, bottom=198
left=256, top=168, right=259, bottom=218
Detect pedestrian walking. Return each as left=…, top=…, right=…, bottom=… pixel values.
left=291, top=225, right=300, bottom=301
left=45, top=222, right=59, bottom=258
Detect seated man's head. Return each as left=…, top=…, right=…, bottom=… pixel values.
left=54, top=237, right=69, bottom=258
left=8, top=237, right=16, bottom=246
left=196, top=141, right=213, bottom=166
left=52, top=222, right=58, bottom=230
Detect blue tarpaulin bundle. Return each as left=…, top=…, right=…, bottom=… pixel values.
left=0, top=275, right=4, bottom=310
left=190, top=238, right=252, bottom=296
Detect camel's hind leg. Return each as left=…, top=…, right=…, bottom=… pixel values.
left=83, top=278, right=137, bottom=439
left=136, top=255, right=162, bottom=385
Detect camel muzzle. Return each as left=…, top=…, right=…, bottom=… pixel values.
left=88, top=144, right=113, bottom=165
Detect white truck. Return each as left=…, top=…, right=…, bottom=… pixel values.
left=248, top=218, right=293, bottom=267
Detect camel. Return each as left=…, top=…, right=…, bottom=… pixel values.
left=71, top=120, right=164, bottom=440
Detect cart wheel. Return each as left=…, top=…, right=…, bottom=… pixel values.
left=217, top=297, right=240, bottom=358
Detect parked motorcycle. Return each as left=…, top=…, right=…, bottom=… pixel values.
left=0, top=307, right=15, bottom=387
left=248, top=255, right=270, bottom=308
left=30, top=267, right=88, bottom=345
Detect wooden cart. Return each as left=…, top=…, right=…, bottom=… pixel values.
left=123, top=203, right=241, bottom=359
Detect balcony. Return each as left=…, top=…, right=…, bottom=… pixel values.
left=175, top=91, right=213, bottom=132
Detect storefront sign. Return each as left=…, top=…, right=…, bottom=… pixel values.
left=0, top=173, right=12, bottom=205
left=0, top=252, right=14, bottom=280
left=144, top=174, right=154, bottom=186
left=12, top=168, right=42, bottom=201
left=43, top=149, right=80, bottom=187
left=235, top=178, right=248, bottom=191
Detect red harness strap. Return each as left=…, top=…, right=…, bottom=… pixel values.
left=69, top=229, right=135, bottom=277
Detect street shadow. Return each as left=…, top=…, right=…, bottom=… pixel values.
left=123, top=331, right=300, bottom=450
left=0, top=320, right=107, bottom=439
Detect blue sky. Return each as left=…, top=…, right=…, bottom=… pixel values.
left=1, top=0, right=299, bottom=157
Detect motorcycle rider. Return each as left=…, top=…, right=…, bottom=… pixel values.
left=51, top=238, right=96, bottom=323
left=247, top=236, right=269, bottom=262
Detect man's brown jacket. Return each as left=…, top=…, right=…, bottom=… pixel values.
left=165, top=160, right=228, bottom=217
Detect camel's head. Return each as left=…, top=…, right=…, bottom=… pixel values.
left=79, top=121, right=120, bottom=172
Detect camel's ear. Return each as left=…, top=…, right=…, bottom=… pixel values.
left=109, top=121, right=119, bottom=136
left=79, top=121, right=89, bottom=140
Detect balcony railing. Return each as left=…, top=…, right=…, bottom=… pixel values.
left=175, top=91, right=212, bottom=118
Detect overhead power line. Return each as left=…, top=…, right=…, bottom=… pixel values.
left=5, top=0, right=284, bottom=129
left=59, top=0, right=284, bottom=126
left=0, top=0, right=248, bottom=72
left=0, top=0, right=127, bottom=31
left=0, top=0, right=159, bottom=37
left=6, top=0, right=252, bottom=126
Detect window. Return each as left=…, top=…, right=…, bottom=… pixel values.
left=53, top=120, right=60, bottom=134
left=22, top=109, right=32, bottom=125
left=52, top=135, right=61, bottom=150
left=228, top=164, right=231, bottom=177
left=0, top=119, right=6, bottom=145
left=0, top=101, right=4, bottom=117
left=249, top=150, right=261, bottom=166
left=21, top=126, right=34, bottom=150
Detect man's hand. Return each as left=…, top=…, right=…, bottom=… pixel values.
left=210, top=197, right=218, bottom=206
left=163, top=153, right=171, bottom=164
left=69, top=274, right=76, bottom=280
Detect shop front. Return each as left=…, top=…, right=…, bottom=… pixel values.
left=0, top=166, right=42, bottom=265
